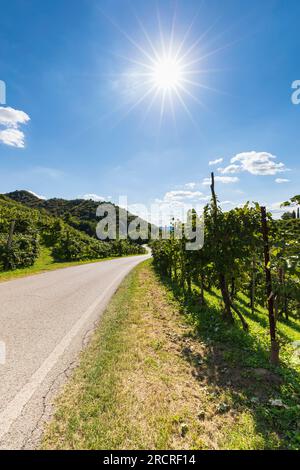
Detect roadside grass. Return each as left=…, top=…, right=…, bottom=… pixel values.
left=160, top=275, right=300, bottom=450
left=41, top=260, right=300, bottom=450
left=0, top=246, right=140, bottom=282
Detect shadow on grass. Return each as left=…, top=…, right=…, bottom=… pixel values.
left=154, top=268, right=300, bottom=450
left=234, top=293, right=300, bottom=344
left=281, top=317, right=300, bottom=335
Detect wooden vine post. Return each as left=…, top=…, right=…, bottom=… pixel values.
left=210, top=172, right=234, bottom=323
left=260, top=206, right=280, bottom=365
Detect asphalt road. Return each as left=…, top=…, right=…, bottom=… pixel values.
left=0, top=254, right=149, bottom=449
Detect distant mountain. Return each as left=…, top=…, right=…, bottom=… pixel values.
left=5, top=190, right=153, bottom=242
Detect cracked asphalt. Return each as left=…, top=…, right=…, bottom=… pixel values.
left=0, top=254, right=149, bottom=449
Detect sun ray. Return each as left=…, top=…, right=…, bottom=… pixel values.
left=101, top=9, right=158, bottom=65
left=183, top=37, right=241, bottom=69
left=156, top=7, right=167, bottom=58
left=131, top=8, right=161, bottom=62
left=177, top=16, right=221, bottom=65
left=111, top=84, right=158, bottom=129
left=108, top=51, right=155, bottom=72
left=159, top=88, right=167, bottom=130
left=183, top=67, right=230, bottom=75
left=173, top=86, right=197, bottom=127
left=181, top=78, right=228, bottom=96
left=168, top=3, right=177, bottom=57
left=139, top=87, right=161, bottom=126
left=176, top=82, right=208, bottom=110
left=174, top=0, right=205, bottom=60
left=101, top=6, right=231, bottom=128
left=168, top=88, right=178, bottom=129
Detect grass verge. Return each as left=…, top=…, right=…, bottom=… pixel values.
left=0, top=246, right=141, bottom=283
left=41, top=260, right=300, bottom=450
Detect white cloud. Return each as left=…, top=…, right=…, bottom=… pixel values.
left=220, top=200, right=235, bottom=207
left=202, top=176, right=239, bottom=185
left=81, top=193, right=106, bottom=202
left=218, top=164, right=241, bottom=174
left=27, top=190, right=46, bottom=200
left=0, top=128, right=26, bottom=148
left=275, top=178, right=290, bottom=184
left=148, top=190, right=210, bottom=225
left=218, top=151, right=288, bottom=176
left=162, top=190, right=209, bottom=203
left=184, top=182, right=197, bottom=190
left=0, top=106, right=30, bottom=148
left=268, top=201, right=294, bottom=218
left=209, top=157, right=223, bottom=166
left=0, top=107, right=30, bottom=127
left=117, top=188, right=210, bottom=226
left=269, top=202, right=284, bottom=211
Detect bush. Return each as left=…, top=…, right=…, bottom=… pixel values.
left=0, top=233, right=40, bottom=270
left=52, top=230, right=111, bottom=261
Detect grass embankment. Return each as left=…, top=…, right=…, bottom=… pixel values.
left=0, top=246, right=140, bottom=283
left=42, top=260, right=300, bottom=450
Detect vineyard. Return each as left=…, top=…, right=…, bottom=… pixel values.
left=152, top=174, right=300, bottom=365
left=0, top=194, right=145, bottom=272
left=149, top=174, right=300, bottom=448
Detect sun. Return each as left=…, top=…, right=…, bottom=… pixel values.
left=109, top=8, right=221, bottom=125
left=151, top=56, right=184, bottom=91
left=119, top=32, right=207, bottom=125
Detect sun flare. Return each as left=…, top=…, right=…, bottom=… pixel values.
left=151, top=56, right=184, bottom=91
left=110, top=9, right=221, bottom=126
left=119, top=33, right=207, bottom=125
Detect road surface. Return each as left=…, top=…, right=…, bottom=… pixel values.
left=0, top=254, right=149, bottom=449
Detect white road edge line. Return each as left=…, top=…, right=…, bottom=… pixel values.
left=0, top=268, right=129, bottom=440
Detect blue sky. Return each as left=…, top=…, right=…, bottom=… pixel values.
left=0, top=0, right=299, bottom=221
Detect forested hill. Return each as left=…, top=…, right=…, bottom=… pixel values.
left=0, top=194, right=145, bottom=272
left=5, top=190, right=105, bottom=219
left=5, top=190, right=152, bottom=240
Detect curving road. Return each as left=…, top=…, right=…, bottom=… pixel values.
left=0, top=254, right=149, bottom=449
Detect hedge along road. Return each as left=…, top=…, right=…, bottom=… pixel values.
left=0, top=254, right=150, bottom=449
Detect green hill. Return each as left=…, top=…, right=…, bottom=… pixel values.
left=0, top=193, right=145, bottom=272
left=5, top=190, right=152, bottom=241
